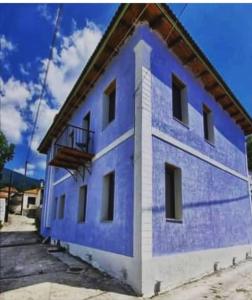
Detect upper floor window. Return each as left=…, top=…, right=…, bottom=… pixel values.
left=203, top=105, right=214, bottom=144
left=103, top=80, right=116, bottom=128
left=165, top=164, right=182, bottom=221
left=172, top=75, right=188, bottom=125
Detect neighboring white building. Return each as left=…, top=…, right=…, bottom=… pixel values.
left=23, top=188, right=42, bottom=211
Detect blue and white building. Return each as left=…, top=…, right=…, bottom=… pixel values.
left=39, top=4, right=252, bottom=296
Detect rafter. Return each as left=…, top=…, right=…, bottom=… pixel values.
left=223, top=103, right=234, bottom=110
left=196, top=70, right=209, bottom=78
left=205, top=82, right=219, bottom=92
left=168, top=36, right=182, bottom=48
left=183, top=54, right=197, bottom=66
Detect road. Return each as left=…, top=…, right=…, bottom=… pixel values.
left=1, top=214, right=252, bottom=300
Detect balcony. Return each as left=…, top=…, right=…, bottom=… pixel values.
left=49, top=124, right=94, bottom=170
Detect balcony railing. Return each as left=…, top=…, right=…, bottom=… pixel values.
left=49, top=124, right=94, bottom=170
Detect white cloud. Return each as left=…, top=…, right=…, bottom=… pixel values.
left=29, top=99, right=58, bottom=152
left=37, top=4, right=54, bottom=24
left=14, top=163, right=36, bottom=176
left=0, top=35, right=15, bottom=60
left=0, top=77, right=32, bottom=143
left=20, top=64, right=29, bottom=76
left=1, top=19, right=102, bottom=180
left=43, top=20, right=102, bottom=106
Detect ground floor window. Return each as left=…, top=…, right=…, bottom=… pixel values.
left=78, top=185, right=87, bottom=223
left=165, top=164, right=182, bottom=221
left=58, top=194, right=65, bottom=219
left=101, top=171, right=115, bottom=221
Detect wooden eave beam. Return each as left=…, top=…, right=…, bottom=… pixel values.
left=168, top=36, right=182, bottom=48
left=230, top=111, right=240, bottom=118
left=215, top=94, right=226, bottom=102
left=205, top=82, right=219, bottom=92
left=236, top=117, right=245, bottom=124
left=149, top=14, right=164, bottom=28
left=119, top=19, right=131, bottom=29
left=223, top=103, right=234, bottom=111
left=196, top=70, right=209, bottom=78
left=183, top=54, right=197, bottom=66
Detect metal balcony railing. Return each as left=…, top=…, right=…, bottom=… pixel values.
left=49, top=124, right=94, bottom=170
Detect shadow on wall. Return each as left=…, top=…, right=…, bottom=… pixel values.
left=152, top=194, right=249, bottom=213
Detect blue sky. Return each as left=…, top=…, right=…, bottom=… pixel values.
left=0, top=3, right=251, bottom=179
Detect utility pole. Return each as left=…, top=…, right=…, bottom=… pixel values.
left=20, top=160, right=28, bottom=215
left=5, top=170, right=13, bottom=222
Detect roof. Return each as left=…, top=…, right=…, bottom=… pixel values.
left=0, top=186, right=18, bottom=199
left=38, top=4, right=252, bottom=154
left=24, top=188, right=40, bottom=195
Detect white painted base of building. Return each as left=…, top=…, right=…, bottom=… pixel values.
left=51, top=239, right=251, bottom=297
left=142, top=244, right=252, bottom=296
left=51, top=239, right=141, bottom=295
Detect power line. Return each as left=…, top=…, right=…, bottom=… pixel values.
left=165, top=4, right=188, bottom=42
left=24, top=4, right=63, bottom=176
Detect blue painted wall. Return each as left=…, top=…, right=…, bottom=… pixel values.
left=41, top=23, right=251, bottom=258
left=140, top=25, right=252, bottom=255
left=153, top=137, right=252, bottom=255
left=40, top=26, right=144, bottom=256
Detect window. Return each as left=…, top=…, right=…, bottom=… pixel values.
left=68, top=130, right=74, bottom=148
left=165, top=164, right=182, bottom=220
left=78, top=185, right=87, bottom=223
left=27, top=197, right=36, bottom=208
left=203, top=105, right=214, bottom=143
left=58, top=194, right=65, bottom=219
left=172, top=75, right=188, bottom=124
left=103, top=80, right=116, bottom=128
left=82, top=113, right=90, bottom=152
left=53, top=197, right=58, bottom=220
left=102, top=171, right=115, bottom=221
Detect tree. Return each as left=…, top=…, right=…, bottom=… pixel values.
left=247, top=135, right=252, bottom=171
left=0, top=131, right=15, bottom=171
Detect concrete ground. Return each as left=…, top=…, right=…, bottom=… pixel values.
left=1, top=214, right=252, bottom=300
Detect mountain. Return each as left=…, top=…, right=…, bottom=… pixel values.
left=0, top=168, right=42, bottom=192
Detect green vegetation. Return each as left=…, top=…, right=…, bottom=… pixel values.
left=0, top=131, right=15, bottom=172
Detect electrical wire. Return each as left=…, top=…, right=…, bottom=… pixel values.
left=24, top=4, right=63, bottom=175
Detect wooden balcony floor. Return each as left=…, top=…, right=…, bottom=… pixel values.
left=49, top=146, right=94, bottom=170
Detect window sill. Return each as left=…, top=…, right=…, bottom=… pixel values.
left=77, top=221, right=86, bottom=225
left=166, top=218, right=183, bottom=223
left=102, top=119, right=115, bottom=132
left=101, top=220, right=113, bottom=223
left=173, top=117, right=189, bottom=129
left=204, top=139, right=215, bottom=147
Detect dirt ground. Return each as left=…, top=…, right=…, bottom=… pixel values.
left=1, top=214, right=252, bottom=300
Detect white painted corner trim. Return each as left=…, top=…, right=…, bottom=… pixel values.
left=152, top=127, right=248, bottom=182
left=53, top=128, right=134, bottom=186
